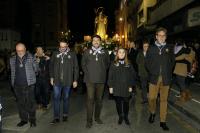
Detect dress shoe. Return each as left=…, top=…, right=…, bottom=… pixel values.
left=160, top=122, right=169, bottom=131
left=17, top=121, right=28, bottom=127
left=118, top=117, right=123, bottom=125
left=124, top=117, right=130, bottom=125
left=95, top=119, right=103, bottom=124
left=50, top=119, right=60, bottom=124
left=63, top=116, right=68, bottom=122
left=30, top=121, right=36, bottom=127
left=86, top=122, right=92, bottom=128
left=148, top=113, right=155, bottom=123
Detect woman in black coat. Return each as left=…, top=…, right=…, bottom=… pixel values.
left=108, top=47, right=136, bottom=125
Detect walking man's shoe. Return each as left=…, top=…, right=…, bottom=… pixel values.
left=148, top=113, right=156, bottom=123
left=95, top=118, right=103, bottom=124
left=118, top=116, right=123, bottom=125
left=30, top=121, right=36, bottom=127
left=17, top=121, right=28, bottom=127
left=160, top=122, right=169, bottom=131
left=50, top=119, right=60, bottom=124
left=63, top=116, right=68, bottom=122
left=124, top=118, right=130, bottom=125
left=86, top=122, right=92, bottom=128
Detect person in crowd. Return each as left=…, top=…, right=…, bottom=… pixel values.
left=0, top=56, right=6, bottom=77
left=145, top=27, right=175, bottom=131
left=10, top=42, right=38, bottom=127
left=128, top=41, right=138, bottom=73
left=34, top=46, right=50, bottom=110
left=108, top=47, right=136, bottom=125
left=76, top=46, right=86, bottom=94
left=136, top=40, right=149, bottom=104
left=110, top=46, right=118, bottom=62
left=49, top=39, right=79, bottom=124
left=173, top=41, right=194, bottom=102
left=186, top=46, right=197, bottom=80
left=194, top=42, right=200, bottom=81
left=81, top=35, right=110, bottom=128
left=108, top=46, right=118, bottom=100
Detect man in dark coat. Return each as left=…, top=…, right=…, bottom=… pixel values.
left=128, top=41, right=138, bottom=72
left=81, top=35, right=110, bottom=128
left=10, top=43, right=38, bottom=127
left=50, top=40, right=79, bottom=124
left=145, top=27, right=175, bottom=131
left=136, top=40, right=149, bottom=104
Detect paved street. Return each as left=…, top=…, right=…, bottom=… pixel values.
left=25, top=92, right=199, bottom=133
left=1, top=80, right=200, bottom=133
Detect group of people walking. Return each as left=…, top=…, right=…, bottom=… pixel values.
left=10, top=27, right=197, bottom=131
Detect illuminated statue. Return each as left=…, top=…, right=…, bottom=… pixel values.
left=95, top=7, right=107, bottom=40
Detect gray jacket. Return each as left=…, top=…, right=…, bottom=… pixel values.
left=10, top=53, right=38, bottom=87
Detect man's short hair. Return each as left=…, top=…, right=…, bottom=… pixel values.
left=142, top=39, right=149, bottom=45
left=59, top=39, right=69, bottom=44
left=156, top=27, right=167, bottom=35
left=92, top=35, right=101, bottom=41
left=15, top=42, right=26, bottom=47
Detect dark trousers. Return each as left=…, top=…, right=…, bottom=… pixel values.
left=35, top=77, right=50, bottom=107
left=86, top=83, right=104, bottom=123
left=14, top=85, right=36, bottom=122
left=0, top=96, right=2, bottom=132
left=114, top=96, right=130, bottom=119
left=140, top=76, right=148, bottom=102
left=175, top=75, right=186, bottom=92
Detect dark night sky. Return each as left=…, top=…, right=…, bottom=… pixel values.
left=68, top=0, right=120, bottom=39
left=15, top=0, right=120, bottom=44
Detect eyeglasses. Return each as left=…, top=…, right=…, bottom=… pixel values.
left=157, top=34, right=166, bottom=37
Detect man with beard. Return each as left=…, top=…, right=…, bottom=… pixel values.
left=81, top=35, right=110, bottom=128
left=50, top=40, right=79, bottom=124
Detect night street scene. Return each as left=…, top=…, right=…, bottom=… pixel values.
left=0, top=0, right=200, bottom=133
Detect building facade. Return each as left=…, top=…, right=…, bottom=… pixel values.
left=136, top=0, right=199, bottom=43
left=31, top=0, right=68, bottom=49
left=0, top=29, right=20, bottom=51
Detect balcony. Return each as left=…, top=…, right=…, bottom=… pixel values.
left=148, top=0, right=195, bottom=24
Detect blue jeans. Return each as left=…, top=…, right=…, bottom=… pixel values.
left=53, top=85, right=71, bottom=119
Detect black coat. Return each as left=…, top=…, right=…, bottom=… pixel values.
left=145, top=44, right=175, bottom=86
left=136, top=50, right=148, bottom=78
left=37, top=56, right=50, bottom=79
left=108, top=62, right=136, bottom=97
left=128, top=48, right=138, bottom=72
left=50, top=50, right=79, bottom=86
left=81, top=48, right=110, bottom=83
